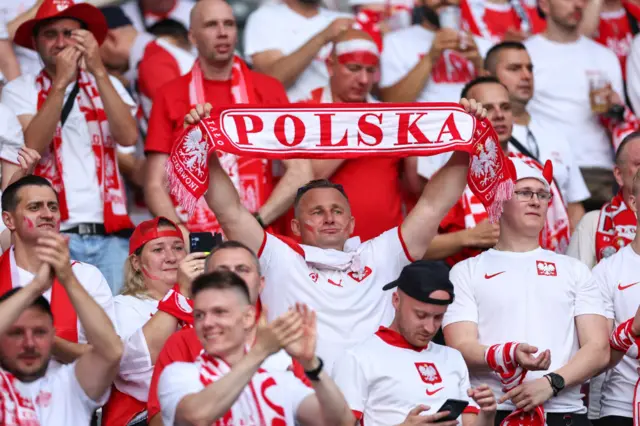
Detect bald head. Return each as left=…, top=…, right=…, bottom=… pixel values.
left=189, top=0, right=237, bottom=64
left=190, top=0, right=235, bottom=30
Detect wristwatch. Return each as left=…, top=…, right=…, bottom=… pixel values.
left=544, top=373, right=565, bottom=396
left=304, top=357, right=324, bottom=382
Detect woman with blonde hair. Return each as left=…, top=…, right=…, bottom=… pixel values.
left=102, top=216, right=207, bottom=426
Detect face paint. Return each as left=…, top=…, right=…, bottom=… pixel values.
left=303, top=221, right=316, bottom=233
left=141, top=264, right=164, bottom=281
left=23, top=217, right=34, bottom=229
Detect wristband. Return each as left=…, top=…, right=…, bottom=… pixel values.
left=158, top=284, right=194, bottom=327
left=304, top=357, right=324, bottom=382
left=610, top=318, right=640, bottom=358
left=484, top=342, right=527, bottom=391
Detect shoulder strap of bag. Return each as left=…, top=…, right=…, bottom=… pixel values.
left=60, top=81, right=79, bottom=127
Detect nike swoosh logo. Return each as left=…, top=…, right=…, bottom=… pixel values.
left=425, top=387, right=444, bottom=396
left=618, top=282, right=640, bottom=290
left=485, top=272, right=505, bottom=279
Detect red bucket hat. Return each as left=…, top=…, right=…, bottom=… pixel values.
left=129, top=217, right=184, bottom=255
left=14, top=0, right=108, bottom=50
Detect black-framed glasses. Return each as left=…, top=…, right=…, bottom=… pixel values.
left=514, top=190, right=553, bottom=202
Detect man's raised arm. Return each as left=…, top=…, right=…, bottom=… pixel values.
left=0, top=264, right=52, bottom=334
left=400, top=98, right=485, bottom=261
left=185, top=105, right=265, bottom=255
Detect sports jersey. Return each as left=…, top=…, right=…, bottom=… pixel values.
left=443, top=248, right=605, bottom=413
left=333, top=326, right=479, bottom=425
left=159, top=351, right=314, bottom=425
left=460, top=0, right=546, bottom=42
left=258, top=227, right=413, bottom=373
left=0, top=362, right=109, bottom=425
left=595, top=2, right=640, bottom=78
left=592, top=244, right=640, bottom=419
left=380, top=25, right=492, bottom=103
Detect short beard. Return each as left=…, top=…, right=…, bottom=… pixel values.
left=0, top=358, right=49, bottom=383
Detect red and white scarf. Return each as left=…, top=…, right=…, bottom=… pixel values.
left=609, top=318, right=640, bottom=426
left=0, top=369, right=39, bottom=426
left=0, top=249, right=78, bottom=343
left=600, top=104, right=640, bottom=151
left=485, top=343, right=545, bottom=426
left=197, top=351, right=287, bottom=426
left=596, top=192, right=637, bottom=262
left=172, top=58, right=255, bottom=233
left=462, top=152, right=570, bottom=253
left=34, top=70, right=133, bottom=233
left=167, top=103, right=514, bottom=223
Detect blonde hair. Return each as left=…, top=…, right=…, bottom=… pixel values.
left=121, top=254, right=151, bottom=298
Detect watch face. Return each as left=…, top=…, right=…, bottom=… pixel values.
left=552, top=374, right=565, bottom=389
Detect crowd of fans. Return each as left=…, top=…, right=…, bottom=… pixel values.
left=1, top=0, right=640, bottom=425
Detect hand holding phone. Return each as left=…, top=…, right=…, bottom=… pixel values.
left=435, top=398, right=468, bottom=422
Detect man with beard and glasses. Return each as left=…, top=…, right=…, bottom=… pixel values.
left=243, top=0, right=354, bottom=101
left=484, top=41, right=590, bottom=230
left=0, top=219, right=123, bottom=425
left=379, top=0, right=491, bottom=104
left=525, top=0, right=633, bottom=211
left=0, top=176, right=117, bottom=371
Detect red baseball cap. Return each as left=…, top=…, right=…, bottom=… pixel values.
left=129, top=217, right=183, bottom=255
left=14, top=0, right=108, bottom=50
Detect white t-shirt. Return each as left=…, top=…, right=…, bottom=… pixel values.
left=333, top=327, right=478, bottom=426
left=566, top=210, right=601, bottom=269
left=525, top=35, right=623, bottom=170
left=120, top=0, right=195, bottom=33
left=0, top=73, right=137, bottom=230
left=113, top=294, right=159, bottom=402
left=243, top=3, right=351, bottom=101
left=0, top=362, right=109, bottom=426
left=592, top=245, right=640, bottom=419
left=625, top=33, right=640, bottom=114
left=511, top=119, right=590, bottom=204
left=380, top=25, right=492, bottom=103
left=443, top=248, right=605, bottom=413
left=258, top=227, right=413, bottom=373
left=159, top=355, right=314, bottom=426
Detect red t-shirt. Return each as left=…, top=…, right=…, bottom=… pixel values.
left=439, top=199, right=483, bottom=267
left=138, top=42, right=185, bottom=107
left=595, top=2, right=640, bottom=79
left=460, top=0, right=546, bottom=42
left=146, top=328, right=203, bottom=421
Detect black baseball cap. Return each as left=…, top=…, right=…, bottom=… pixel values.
left=100, top=6, right=132, bottom=30
left=382, top=260, right=455, bottom=305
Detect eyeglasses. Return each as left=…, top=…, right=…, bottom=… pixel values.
left=514, top=190, right=553, bottom=202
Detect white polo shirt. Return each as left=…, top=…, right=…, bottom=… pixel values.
left=243, top=3, right=351, bottom=102
left=525, top=35, right=623, bottom=170
left=0, top=73, right=137, bottom=230
left=0, top=362, right=109, bottom=426
left=159, top=354, right=314, bottom=426
left=380, top=25, right=492, bottom=103
left=258, top=227, right=413, bottom=374
left=592, top=244, right=640, bottom=419
left=511, top=119, right=590, bottom=204
left=333, top=326, right=479, bottom=426
left=443, top=248, right=605, bottom=413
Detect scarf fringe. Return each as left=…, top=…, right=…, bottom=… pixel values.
left=165, top=160, right=198, bottom=217
left=486, top=178, right=514, bottom=224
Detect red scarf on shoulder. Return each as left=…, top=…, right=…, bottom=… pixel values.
left=596, top=192, right=637, bottom=261
left=0, top=249, right=78, bottom=343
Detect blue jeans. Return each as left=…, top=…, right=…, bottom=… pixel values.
left=66, top=234, right=129, bottom=295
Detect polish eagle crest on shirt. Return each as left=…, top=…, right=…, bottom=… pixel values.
left=536, top=261, right=557, bottom=276
left=415, top=362, right=442, bottom=385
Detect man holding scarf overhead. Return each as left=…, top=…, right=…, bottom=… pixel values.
left=1, top=0, right=139, bottom=295
left=174, top=94, right=511, bottom=374
left=145, top=0, right=312, bottom=238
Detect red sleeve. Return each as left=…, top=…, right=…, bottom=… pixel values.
left=289, top=359, right=312, bottom=388
left=138, top=48, right=182, bottom=103
left=146, top=329, right=202, bottom=420
left=144, top=78, right=192, bottom=155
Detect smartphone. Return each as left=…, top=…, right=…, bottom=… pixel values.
left=435, top=399, right=469, bottom=422
left=189, top=232, right=222, bottom=253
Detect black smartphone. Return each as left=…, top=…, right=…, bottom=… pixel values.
left=189, top=232, right=222, bottom=253
left=435, top=399, right=469, bottom=422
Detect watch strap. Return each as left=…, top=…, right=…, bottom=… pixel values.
left=304, top=357, right=324, bottom=381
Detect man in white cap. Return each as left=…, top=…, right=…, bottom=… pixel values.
left=301, top=28, right=413, bottom=241
left=1, top=0, right=139, bottom=294
left=333, top=260, right=498, bottom=426
left=443, top=156, right=609, bottom=426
